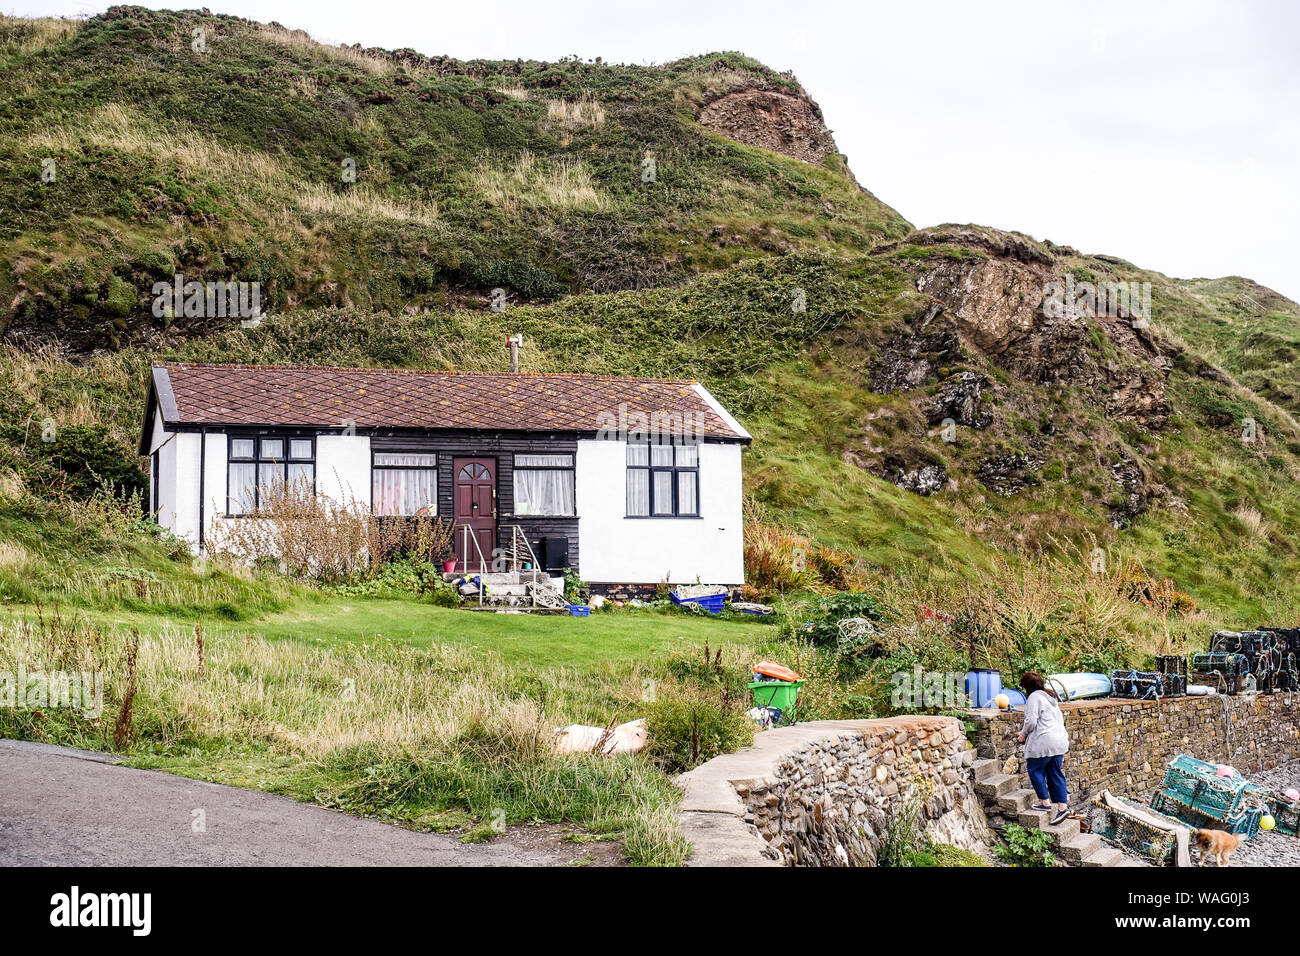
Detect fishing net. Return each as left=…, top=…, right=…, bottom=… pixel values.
left=1207, top=630, right=1283, bottom=692
left=1149, top=754, right=1268, bottom=837
left=1262, top=790, right=1300, bottom=837
left=1156, top=655, right=1188, bottom=679
left=1110, top=669, right=1186, bottom=699
left=1087, top=790, right=1190, bottom=866
left=1190, top=652, right=1249, bottom=695
left=670, top=584, right=727, bottom=599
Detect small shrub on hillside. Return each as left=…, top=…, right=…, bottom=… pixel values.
left=904, top=842, right=989, bottom=867
left=0, top=423, right=146, bottom=500
left=644, top=680, right=753, bottom=774
left=796, top=592, right=893, bottom=652
left=335, top=558, right=458, bottom=605
left=742, top=516, right=817, bottom=597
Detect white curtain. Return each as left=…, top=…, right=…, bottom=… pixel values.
left=652, top=471, right=674, bottom=515
left=229, top=462, right=256, bottom=515
left=626, top=468, right=649, bottom=516
left=677, top=470, right=698, bottom=514
left=373, top=462, right=438, bottom=516
left=514, top=469, right=574, bottom=516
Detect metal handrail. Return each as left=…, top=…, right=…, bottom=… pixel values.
left=458, top=524, right=488, bottom=605
left=504, top=526, right=545, bottom=607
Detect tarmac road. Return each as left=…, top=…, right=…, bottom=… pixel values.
left=0, top=739, right=574, bottom=866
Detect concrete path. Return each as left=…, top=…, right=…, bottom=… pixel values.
left=0, top=740, right=573, bottom=866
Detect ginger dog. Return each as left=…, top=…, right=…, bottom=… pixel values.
left=1194, top=828, right=1241, bottom=867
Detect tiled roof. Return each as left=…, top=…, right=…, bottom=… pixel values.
left=148, top=363, right=748, bottom=440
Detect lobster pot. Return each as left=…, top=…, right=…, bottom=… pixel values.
left=1110, top=670, right=1185, bottom=699
left=1087, top=794, right=1181, bottom=866
left=1156, top=655, right=1188, bottom=679
left=1190, top=652, right=1248, bottom=695
left=1259, top=628, right=1300, bottom=690
left=1150, top=754, right=1266, bottom=836
left=1210, top=630, right=1283, bottom=692
left=1265, top=792, right=1300, bottom=837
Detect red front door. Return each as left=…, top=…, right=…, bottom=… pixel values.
left=453, top=458, right=496, bottom=572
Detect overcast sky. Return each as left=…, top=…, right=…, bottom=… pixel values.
left=16, top=0, right=1300, bottom=301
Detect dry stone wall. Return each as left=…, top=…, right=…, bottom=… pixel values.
left=676, top=716, right=992, bottom=866
left=972, top=692, right=1300, bottom=802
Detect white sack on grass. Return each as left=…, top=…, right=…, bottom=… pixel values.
left=553, top=718, right=647, bottom=755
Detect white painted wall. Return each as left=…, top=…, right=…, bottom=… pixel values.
left=317, top=435, right=372, bottom=510
left=170, top=432, right=204, bottom=548
left=156, top=430, right=374, bottom=553
left=148, top=407, right=179, bottom=535
left=576, top=439, right=744, bottom=585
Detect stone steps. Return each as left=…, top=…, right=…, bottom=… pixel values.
left=971, top=758, right=1125, bottom=868
left=974, top=773, right=1019, bottom=799
left=443, top=571, right=555, bottom=586
left=1057, top=831, right=1102, bottom=862
left=996, top=787, right=1037, bottom=813
left=1082, top=846, right=1125, bottom=867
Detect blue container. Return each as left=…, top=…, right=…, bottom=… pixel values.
left=670, top=590, right=725, bottom=614
left=568, top=605, right=591, bottom=617
left=965, top=668, right=1003, bottom=708
left=1001, top=688, right=1027, bottom=708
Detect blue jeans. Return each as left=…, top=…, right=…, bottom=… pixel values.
left=1026, top=754, right=1068, bottom=805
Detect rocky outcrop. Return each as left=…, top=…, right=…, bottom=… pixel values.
left=885, top=458, right=947, bottom=497
left=1109, top=456, right=1148, bottom=528
left=697, top=88, right=840, bottom=165
left=871, top=303, right=964, bottom=393
left=927, top=371, right=992, bottom=429
left=889, top=225, right=1055, bottom=267
left=906, top=244, right=1171, bottom=430
left=977, top=454, right=1043, bottom=496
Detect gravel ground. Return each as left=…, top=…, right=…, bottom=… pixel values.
left=1227, top=759, right=1300, bottom=867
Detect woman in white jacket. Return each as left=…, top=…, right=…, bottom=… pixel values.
left=1016, top=672, right=1071, bottom=826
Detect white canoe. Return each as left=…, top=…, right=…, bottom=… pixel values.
left=1046, top=672, right=1112, bottom=701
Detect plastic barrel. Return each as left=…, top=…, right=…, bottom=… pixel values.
left=965, top=669, right=1003, bottom=708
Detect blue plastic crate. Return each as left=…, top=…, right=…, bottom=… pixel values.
left=670, top=590, right=725, bottom=614
left=568, top=604, right=591, bottom=617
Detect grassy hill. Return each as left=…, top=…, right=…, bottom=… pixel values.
left=0, top=7, right=907, bottom=350
left=4, top=7, right=1300, bottom=861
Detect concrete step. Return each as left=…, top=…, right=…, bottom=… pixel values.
left=458, top=583, right=536, bottom=597
left=996, top=789, right=1038, bottom=814
left=974, top=774, right=1019, bottom=799
left=973, top=758, right=1002, bottom=782
left=1081, top=845, right=1125, bottom=867
left=1016, top=809, right=1080, bottom=842
left=443, top=570, right=556, bottom=586
left=1057, top=832, right=1102, bottom=862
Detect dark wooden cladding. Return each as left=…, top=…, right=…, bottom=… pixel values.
left=371, top=430, right=579, bottom=573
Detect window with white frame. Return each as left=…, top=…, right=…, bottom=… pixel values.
left=626, top=442, right=699, bottom=517
left=228, top=435, right=315, bottom=516
left=513, top=453, right=575, bottom=516
left=372, top=452, right=438, bottom=516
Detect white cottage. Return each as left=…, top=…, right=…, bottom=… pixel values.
left=138, top=363, right=750, bottom=595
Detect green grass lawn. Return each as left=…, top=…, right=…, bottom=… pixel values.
left=250, top=598, right=771, bottom=669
